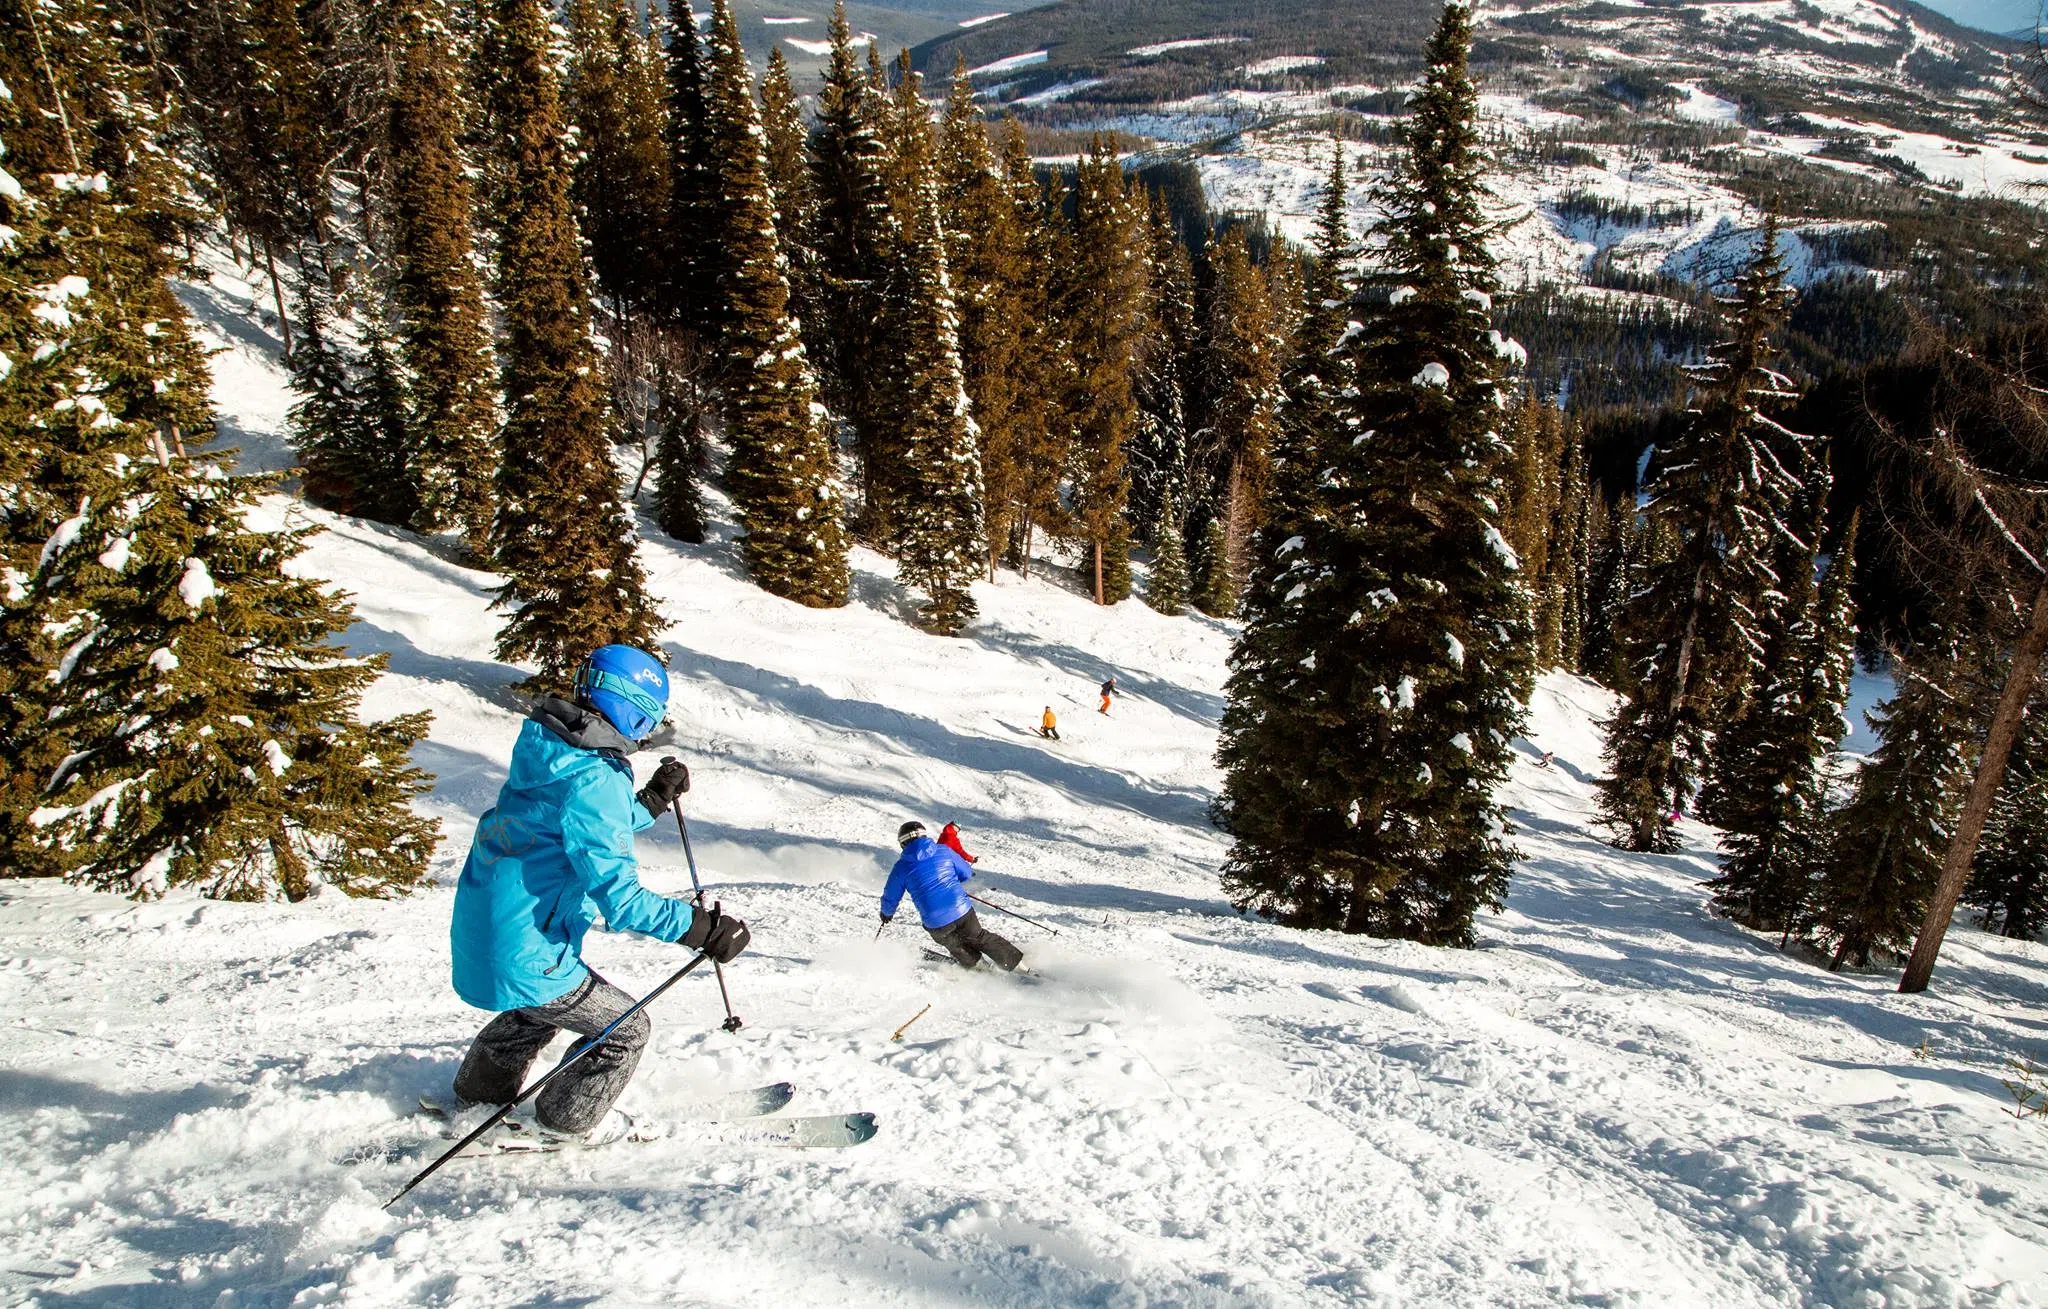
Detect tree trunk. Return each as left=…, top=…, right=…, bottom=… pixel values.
left=1899, top=577, right=2048, bottom=993
left=263, top=236, right=293, bottom=361
left=1094, top=540, right=1104, bottom=606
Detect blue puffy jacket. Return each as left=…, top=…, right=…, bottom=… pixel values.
left=450, top=698, right=694, bottom=1011
left=882, top=836, right=974, bottom=930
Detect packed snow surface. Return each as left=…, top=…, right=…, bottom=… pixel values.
left=1128, top=36, right=1247, bottom=58
left=967, top=49, right=1049, bottom=76
left=3, top=256, right=2047, bottom=1308
left=957, top=11, right=1009, bottom=27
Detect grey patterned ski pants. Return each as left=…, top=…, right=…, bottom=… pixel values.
left=452, top=970, right=649, bottom=1134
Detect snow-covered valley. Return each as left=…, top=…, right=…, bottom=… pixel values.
left=1, top=257, right=2046, bottom=1308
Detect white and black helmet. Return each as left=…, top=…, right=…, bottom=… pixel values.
left=897, top=821, right=927, bottom=848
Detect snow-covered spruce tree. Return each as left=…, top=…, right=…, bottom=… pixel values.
left=1130, top=191, right=1196, bottom=544
left=1057, top=138, right=1149, bottom=605
left=661, top=0, right=717, bottom=330
left=760, top=46, right=821, bottom=341
left=809, top=0, right=895, bottom=536
left=1812, top=641, right=1972, bottom=968
left=1277, top=141, right=1354, bottom=497
left=877, top=56, right=985, bottom=634
left=1969, top=715, right=2048, bottom=941
left=485, top=0, right=661, bottom=682
left=940, top=65, right=1037, bottom=580
left=288, top=267, right=388, bottom=518
left=1702, top=502, right=1859, bottom=933
left=1147, top=488, right=1190, bottom=615
left=1217, top=0, right=1533, bottom=945
left=1190, top=514, right=1236, bottom=617
left=1596, top=213, right=1806, bottom=851
left=1542, top=425, right=1591, bottom=670
left=1205, top=225, right=1285, bottom=595
left=700, top=0, right=849, bottom=605
left=387, top=0, right=498, bottom=552
left=1580, top=494, right=1637, bottom=685
left=0, top=6, right=439, bottom=898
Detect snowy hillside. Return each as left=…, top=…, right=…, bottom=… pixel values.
left=3, top=262, right=2048, bottom=1307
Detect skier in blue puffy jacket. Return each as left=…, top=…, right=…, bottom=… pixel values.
left=447, top=644, right=750, bottom=1144
left=881, top=821, right=1022, bottom=971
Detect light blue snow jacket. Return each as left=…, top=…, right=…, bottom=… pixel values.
left=450, top=698, right=694, bottom=1012
left=882, top=836, right=974, bottom=930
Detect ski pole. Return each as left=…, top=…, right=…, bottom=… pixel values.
left=965, top=890, right=1059, bottom=936
left=385, top=952, right=709, bottom=1210
left=673, top=797, right=743, bottom=1033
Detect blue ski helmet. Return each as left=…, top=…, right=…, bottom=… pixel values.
left=573, top=644, right=670, bottom=741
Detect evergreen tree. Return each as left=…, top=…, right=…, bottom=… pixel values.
left=661, top=0, right=716, bottom=328
left=1540, top=424, right=1591, bottom=669
left=1275, top=141, right=1353, bottom=504
left=808, top=0, right=894, bottom=535
left=1812, top=643, right=1972, bottom=968
left=1968, top=715, right=2048, bottom=941
left=485, top=0, right=661, bottom=681
left=0, top=0, right=440, bottom=897
left=1056, top=137, right=1148, bottom=605
left=1203, top=225, right=1284, bottom=594
left=1190, top=513, right=1236, bottom=617
left=1703, top=502, right=1860, bottom=932
left=1597, top=214, right=1807, bottom=851
left=941, top=73, right=1037, bottom=580
left=878, top=54, right=985, bottom=633
left=995, top=121, right=1064, bottom=575
left=1217, top=0, right=1532, bottom=945
left=701, top=0, right=849, bottom=605
left=1147, top=488, right=1190, bottom=615
left=1581, top=494, right=1637, bottom=684
left=566, top=0, right=669, bottom=314
left=387, top=0, right=498, bottom=550
left=1131, top=192, right=1197, bottom=541
left=650, top=346, right=708, bottom=544
left=760, top=46, right=820, bottom=340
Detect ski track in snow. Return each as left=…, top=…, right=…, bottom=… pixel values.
left=2, top=257, right=2047, bottom=1309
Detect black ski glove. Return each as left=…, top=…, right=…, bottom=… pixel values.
left=637, top=757, right=691, bottom=819
left=683, top=902, right=749, bottom=964
left=879, top=912, right=893, bottom=924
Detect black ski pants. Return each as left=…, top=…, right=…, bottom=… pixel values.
left=929, top=909, right=1023, bottom=971
left=451, top=969, right=649, bottom=1133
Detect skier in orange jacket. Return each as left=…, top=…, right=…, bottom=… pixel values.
left=1040, top=707, right=1059, bottom=740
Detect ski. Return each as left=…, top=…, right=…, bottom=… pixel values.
left=712, top=1111, right=879, bottom=1149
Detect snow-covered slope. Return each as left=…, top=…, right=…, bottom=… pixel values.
left=3, top=261, right=2047, bottom=1308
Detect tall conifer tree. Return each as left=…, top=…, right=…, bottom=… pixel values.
left=1597, top=215, right=1807, bottom=851
left=701, top=0, right=849, bottom=605
left=996, top=121, right=1063, bottom=575
left=1968, top=716, right=2048, bottom=941
left=1703, top=504, right=1859, bottom=931
left=662, top=0, right=716, bottom=328
left=1812, top=643, right=1972, bottom=968
left=1057, top=138, right=1148, bottom=605
left=0, top=0, right=439, bottom=897
left=877, top=54, right=985, bottom=632
left=1205, top=225, right=1285, bottom=593
left=387, top=0, right=498, bottom=551
left=809, top=0, right=894, bottom=534
left=485, top=0, right=661, bottom=681
left=941, top=73, right=1036, bottom=580
left=1217, top=1, right=1532, bottom=945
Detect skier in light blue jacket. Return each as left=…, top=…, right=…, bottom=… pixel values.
left=447, top=644, right=748, bottom=1143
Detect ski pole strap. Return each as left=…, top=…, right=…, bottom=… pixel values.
left=383, top=952, right=710, bottom=1210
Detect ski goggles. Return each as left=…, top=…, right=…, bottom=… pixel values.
left=575, top=667, right=668, bottom=726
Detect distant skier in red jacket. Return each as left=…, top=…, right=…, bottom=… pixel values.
left=937, top=821, right=977, bottom=865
